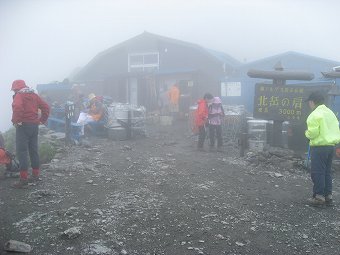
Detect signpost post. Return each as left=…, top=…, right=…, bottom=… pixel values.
left=272, top=62, right=285, bottom=147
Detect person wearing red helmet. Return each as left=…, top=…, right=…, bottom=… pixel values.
left=11, top=80, right=50, bottom=188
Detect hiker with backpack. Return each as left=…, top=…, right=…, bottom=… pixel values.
left=194, top=93, right=213, bottom=151
left=208, top=96, right=225, bottom=152
left=11, top=80, right=50, bottom=188
left=0, top=132, right=4, bottom=148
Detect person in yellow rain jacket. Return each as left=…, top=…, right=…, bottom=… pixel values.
left=305, top=91, right=340, bottom=206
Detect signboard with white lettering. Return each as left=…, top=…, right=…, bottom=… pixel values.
left=253, top=83, right=331, bottom=122
left=221, top=82, right=241, bottom=97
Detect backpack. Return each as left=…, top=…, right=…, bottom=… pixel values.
left=0, top=148, right=20, bottom=176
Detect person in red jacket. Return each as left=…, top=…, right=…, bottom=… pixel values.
left=0, top=132, right=4, bottom=148
left=11, top=80, right=50, bottom=188
left=195, top=93, right=213, bottom=151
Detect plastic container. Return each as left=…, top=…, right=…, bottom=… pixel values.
left=247, top=119, right=267, bottom=151
left=247, top=120, right=267, bottom=141
left=249, top=140, right=265, bottom=151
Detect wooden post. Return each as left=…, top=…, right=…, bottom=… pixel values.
left=65, top=102, right=75, bottom=146
left=127, top=109, right=132, bottom=140
left=272, top=62, right=285, bottom=147
left=240, top=132, right=247, bottom=157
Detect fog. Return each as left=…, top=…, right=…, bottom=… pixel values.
left=1, top=0, right=339, bottom=132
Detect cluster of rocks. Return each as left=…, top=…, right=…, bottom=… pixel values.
left=39, top=126, right=65, bottom=144
left=245, top=147, right=307, bottom=173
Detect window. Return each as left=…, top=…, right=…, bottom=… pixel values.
left=221, top=82, right=241, bottom=97
left=129, top=67, right=144, bottom=73
left=143, top=66, right=158, bottom=73
left=144, top=54, right=158, bottom=64
left=128, top=52, right=159, bottom=73
left=129, top=55, right=143, bottom=65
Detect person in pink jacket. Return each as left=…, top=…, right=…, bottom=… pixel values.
left=208, top=97, right=225, bottom=152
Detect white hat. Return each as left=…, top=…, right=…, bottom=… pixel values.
left=88, top=93, right=96, bottom=100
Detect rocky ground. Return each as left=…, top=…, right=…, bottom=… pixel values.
left=1, top=120, right=340, bottom=255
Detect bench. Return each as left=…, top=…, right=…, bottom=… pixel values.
left=86, top=119, right=107, bottom=137
left=47, top=117, right=82, bottom=141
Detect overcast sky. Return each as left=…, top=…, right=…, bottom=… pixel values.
left=1, top=0, right=339, bottom=131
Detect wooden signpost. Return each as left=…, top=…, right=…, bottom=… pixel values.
left=248, top=62, right=316, bottom=147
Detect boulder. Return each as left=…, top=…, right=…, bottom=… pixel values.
left=4, top=240, right=32, bottom=253
left=62, top=226, right=82, bottom=239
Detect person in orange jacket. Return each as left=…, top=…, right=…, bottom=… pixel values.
left=77, top=93, right=105, bottom=135
left=168, top=84, right=180, bottom=116
left=88, top=93, right=104, bottom=121
left=195, top=93, right=213, bottom=150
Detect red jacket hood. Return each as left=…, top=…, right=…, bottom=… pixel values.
left=11, top=80, right=27, bottom=92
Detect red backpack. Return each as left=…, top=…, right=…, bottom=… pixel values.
left=0, top=148, right=10, bottom=165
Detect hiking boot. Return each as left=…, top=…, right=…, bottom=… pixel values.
left=28, top=175, right=42, bottom=183
left=308, top=195, right=325, bottom=206
left=12, top=179, right=29, bottom=189
left=325, top=195, right=333, bottom=205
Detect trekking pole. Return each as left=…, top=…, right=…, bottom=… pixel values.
left=305, top=144, right=310, bottom=168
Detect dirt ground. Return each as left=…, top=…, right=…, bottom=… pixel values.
left=1, top=120, right=340, bottom=255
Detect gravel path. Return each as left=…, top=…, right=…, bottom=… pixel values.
left=1, top=121, right=340, bottom=255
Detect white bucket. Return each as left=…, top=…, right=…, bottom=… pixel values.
left=115, top=108, right=129, bottom=120
left=249, top=140, right=265, bottom=151
left=247, top=120, right=267, bottom=133
left=247, top=119, right=267, bottom=144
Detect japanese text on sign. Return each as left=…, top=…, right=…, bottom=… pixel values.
left=254, top=84, right=314, bottom=122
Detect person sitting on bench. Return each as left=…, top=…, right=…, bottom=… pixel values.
left=77, top=93, right=104, bottom=136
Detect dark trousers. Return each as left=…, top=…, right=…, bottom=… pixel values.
left=310, top=146, right=334, bottom=197
left=16, top=123, right=40, bottom=171
left=197, top=125, right=206, bottom=148
left=209, top=125, right=223, bottom=148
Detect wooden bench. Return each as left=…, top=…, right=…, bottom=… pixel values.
left=47, top=117, right=82, bottom=140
